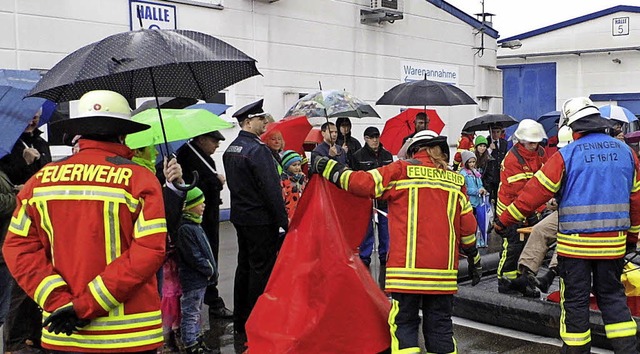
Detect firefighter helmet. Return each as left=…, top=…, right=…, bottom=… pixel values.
left=556, top=125, right=574, bottom=148
left=398, top=130, right=449, bottom=159
left=54, top=90, right=150, bottom=136
left=514, top=119, right=547, bottom=143
left=560, top=97, right=600, bottom=128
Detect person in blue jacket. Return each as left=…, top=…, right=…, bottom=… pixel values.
left=459, top=150, right=488, bottom=246
left=175, top=187, right=218, bottom=354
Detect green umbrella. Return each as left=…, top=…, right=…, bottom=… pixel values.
left=125, top=108, right=233, bottom=149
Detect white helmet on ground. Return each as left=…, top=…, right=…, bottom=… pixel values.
left=560, top=97, right=600, bottom=128
left=556, top=126, right=574, bottom=148
left=397, top=130, right=449, bottom=160
left=514, top=119, right=547, bottom=143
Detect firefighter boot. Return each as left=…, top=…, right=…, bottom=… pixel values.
left=536, top=267, right=557, bottom=293
left=498, top=278, right=519, bottom=294
left=610, top=336, right=637, bottom=354
left=378, top=260, right=387, bottom=290
left=510, top=266, right=540, bottom=298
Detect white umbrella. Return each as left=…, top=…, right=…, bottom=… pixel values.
left=599, top=105, right=638, bottom=123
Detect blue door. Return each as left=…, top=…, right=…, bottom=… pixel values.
left=499, top=63, right=556, bottom=121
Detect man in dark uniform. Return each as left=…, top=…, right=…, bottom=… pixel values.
left=222, top=99, right=288, bottom=338
left=175, top=130, right=233, bottom=319
left=486, top=123, right=508, bottom=205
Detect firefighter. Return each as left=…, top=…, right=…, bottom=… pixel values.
left=2, top=90, right=168, bottom=353
left=313, top=130, right=482, bottom=354
left=495, top=119, right=548, bottom=296
left=494, top=97, right=640, bottom=353
left=453, top=129, right=475, bottom=171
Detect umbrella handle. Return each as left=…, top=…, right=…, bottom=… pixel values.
left=173, top=170, right=199, bottom=192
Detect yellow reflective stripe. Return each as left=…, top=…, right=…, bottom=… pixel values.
left=85, top=311, right=161, bottom=331
left=461, top=234, right=476, bottom=247
left=605, top=320, right=637, bottom=339
left=506, top=172, right=534, bottom=183
left=386, top=268, right=458, bottom=279
left=497, top=237, right=508, bottom=277
left=560, top=277, right=592, bottom=346
left=447, top=192, right=457, bottom=270
left=42, top=327, right=162, bottom=349
left=33, top=201, right=55, bottom=265
left=459, top=198, right=473, bottom=215
left=34, top=275, right=67, bottom=308
left=31, top=185, right=139, bottom=212
left=633, top=171, right=640, bottom=192
left=88, top=276, right=119, bottom=312
left=472, top=252, right=481, bottom=265
left=388, top=300, right=421, bottom=353
left=368, top=169, right=385, bottom=197
left=406, top=187, right=418, bottom=268
left=394, top=178, right=462, bottom=192
left=557, top=244, right=625, bottom=258
left=557, top=232, right=626, bottom=257
left=339, top=170, right=352, bottom=190
left=506, top=204, right=526, bottom=222
left=8, top=201, right=31, bottom=236
left=629, top=225, right=640, bottom=233
left=322, top=159, right=337, bottom=180
left=103, top=202, right=121, bottom=264
left=496, top=199, right=507, bottom=216
left=386, top=279, right=458, bottom=292
left=534, top=170, right=561, bottom=193
left=134, top=205, right=167, bottom=239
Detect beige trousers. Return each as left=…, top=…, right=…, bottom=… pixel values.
left=518, top=210, right=558, bottom=274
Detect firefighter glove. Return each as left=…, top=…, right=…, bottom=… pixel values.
left=311, top=156, right=330, bottom=175
left=493, top=219, right=508, bottom=237
left=43, top=305, right=90, bottom=336
left=468, top=258, right=482, bottom=286
left=626, top=242, right=638, bottom=255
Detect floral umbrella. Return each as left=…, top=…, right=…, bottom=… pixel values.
left=284, top=90, right=379, bottom=119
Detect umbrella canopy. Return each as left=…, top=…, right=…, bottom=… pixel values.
left=28, top=29, right=261, bottom=103
left=462, top=113, right=518, bottom=132
left=303, top=128, right=323, bottom=152
left=0, top=70, right=46, bottom=159
left=284, top=90, right=379, bottom=119
left=599, top=105, right=638, bottom=124
left=125, top=108, right=232, bottom=149
left=187, top=103, right=232, bottom=116
left=625, top=131, right=640, bottom=144
left=376, top=79, right=476, bottom=106
left=261, top=116, right=312, bottom=155
left=380, top=108, right=444, bottom=155
left=536, top=110, right=561, bottom=137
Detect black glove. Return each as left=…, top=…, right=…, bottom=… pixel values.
left=468, top=258, right=482, bottom=286
left=310, top=156, right=330, bottom=175
left=493, top=218, right=508, bottom=237
left=43, top=305, right=90, bottom=336
left=627, top=242, right=637, bottom=255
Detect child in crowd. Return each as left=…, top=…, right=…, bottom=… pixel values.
left=280, top=150, right=307, bottom=222
left=175, top=187, right=218, bottom=354
left=459, top=150, right=488, bottom=247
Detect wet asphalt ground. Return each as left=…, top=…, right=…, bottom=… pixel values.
left=198, top=222, right=613, bottom=354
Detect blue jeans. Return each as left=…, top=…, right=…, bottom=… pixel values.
left=180, top=287, right=206, bottom=347
left=359, top=206, right=389, bottom=265
left=0, top=264, right=13, bottom=326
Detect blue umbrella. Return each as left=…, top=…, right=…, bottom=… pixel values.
left=536, top=110, right=560, bottom=137
left=0, top=70, right=45, bottom=159
left=599, top=105, right=638, bottom=124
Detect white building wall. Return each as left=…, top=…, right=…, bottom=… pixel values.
left=498, top=9, right=640, bottom=110
left=0, top=0, right=502, bottom=207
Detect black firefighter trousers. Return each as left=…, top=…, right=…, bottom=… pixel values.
left=232, top=223, right=280, bottom=333
left=389, top=293, right=456, bottom=353
left=558, top=256, right=638, bottom=354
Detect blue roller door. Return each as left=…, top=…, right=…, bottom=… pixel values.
left=499, top=63, right=556, bottom=121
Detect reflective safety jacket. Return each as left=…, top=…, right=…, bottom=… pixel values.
left=2, top=139, right=167, bottom=353
left=496, top=143, right=547, bottom=217
left=499, top=133, right=640, bottom=259
left=322, top=150, right=478, bottom=294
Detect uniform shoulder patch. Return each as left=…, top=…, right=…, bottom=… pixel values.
left=227, top=145, right=243, bottom=153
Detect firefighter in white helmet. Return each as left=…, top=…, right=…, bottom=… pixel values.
left=495, top=97, right=640, bottom=352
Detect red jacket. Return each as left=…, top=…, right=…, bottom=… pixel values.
left=3, top=140, right=167, bottom=353
left=454, top=133, right=475, bottom=166
left=496, top=143, right=547, bottom=217
left=331, top=151, right=478, bottom=294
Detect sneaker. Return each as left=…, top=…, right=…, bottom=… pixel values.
left=209, top=306, right=234, bottom=319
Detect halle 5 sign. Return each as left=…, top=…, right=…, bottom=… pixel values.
left=612, top=17, right=629, bottom=36
left=130, top=0, right=177, bottom=30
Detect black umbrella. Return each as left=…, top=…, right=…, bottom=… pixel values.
left=376, top=79, right=476, bottom=106
left=28, top=29, right=260, bottom=102
left=462, top=113, right=518, bottom=132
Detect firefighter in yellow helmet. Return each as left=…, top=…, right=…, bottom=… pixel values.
left=3, top=90, right=169, bottom=353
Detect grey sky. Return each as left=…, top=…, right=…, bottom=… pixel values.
left=444, top=0, right=640, bottom=38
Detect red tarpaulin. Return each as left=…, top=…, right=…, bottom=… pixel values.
left=380, top=108, right=445, bottom=155
left=246, top=177, right=391, bottom=353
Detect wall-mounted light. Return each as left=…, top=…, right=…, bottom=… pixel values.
left=499, top=39, right=523, bottom=50
left=612, top=58, right=622, bottom=64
